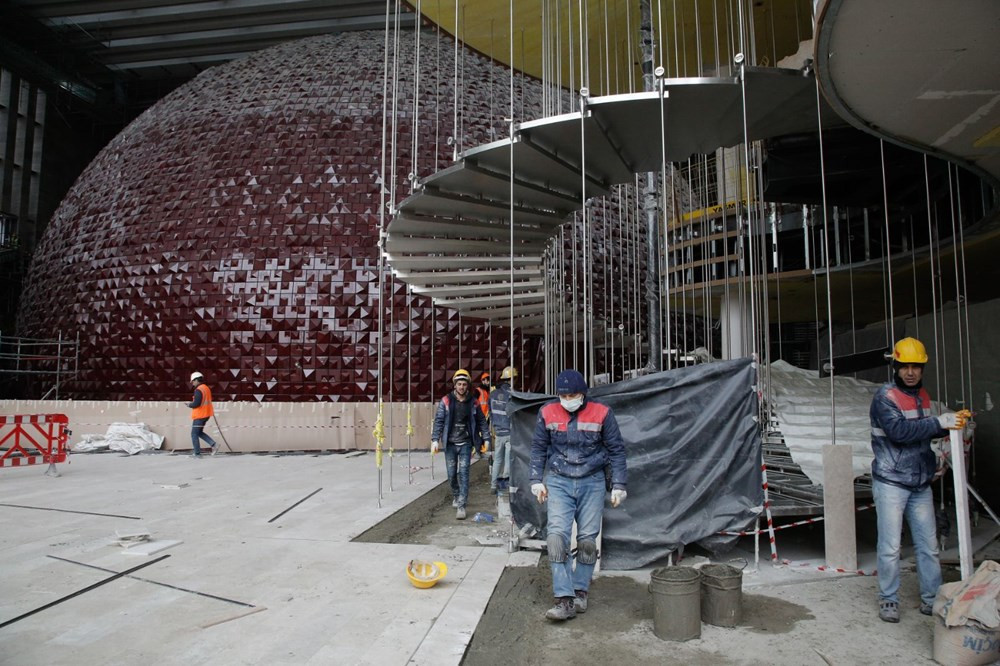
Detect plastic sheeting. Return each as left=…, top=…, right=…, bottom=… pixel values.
left=73, top=423, right=165, bottom=455
left=768, top=360, right=878, bottom=485
left=508, top=357, right=762, bottom=570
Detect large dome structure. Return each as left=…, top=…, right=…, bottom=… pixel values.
left=17, top=31, right=544, bottom=402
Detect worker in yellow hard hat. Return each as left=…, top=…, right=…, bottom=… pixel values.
left=870, top=337, right=969, bottom=623
left=430, top=368, right=490, bottom=520
left=488, top=366, right=518, bottom=494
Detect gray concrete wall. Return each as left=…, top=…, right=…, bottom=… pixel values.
left=0, top=400, right=436, bottom=453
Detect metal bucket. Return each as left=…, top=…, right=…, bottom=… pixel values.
left=649, top=566, right=701, bottom=641
left=700, top=564, right=743, bottom=627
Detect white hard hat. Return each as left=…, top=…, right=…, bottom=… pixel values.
left=190, top=372, right=204, bottom=382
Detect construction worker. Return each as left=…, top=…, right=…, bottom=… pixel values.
left=530, top=369, right=627, bottom=621
left=187, top=372, right=217, bottom=457
left=431, top=369, right=490, bottom=520
left=870, top=337, right=967, bottom=623
left=489, top=366, right=517, bottom=494
left=475, top=372, right=492, bottom=457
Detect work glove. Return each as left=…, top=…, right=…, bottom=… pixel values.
left=531, top=483, right=548, bottom=503
left=610, top=489, right=627, bottom=508
left=937, top=412, right=966, bottom=430
left=430, top=440, right=440, bottom=454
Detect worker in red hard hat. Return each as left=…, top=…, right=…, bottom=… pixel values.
left=870, top=337, right=969, bottom=623
left=187, top=372, right=217, bottom=458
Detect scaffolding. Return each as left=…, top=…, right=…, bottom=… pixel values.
left=0, top=332, right=80, bottom=399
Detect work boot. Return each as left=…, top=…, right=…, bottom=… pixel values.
left=573, top=589, right=588, bottom=613
left=545, top=597, right=577, bottom=621
left=879, top=600, right=899, bottom=623
left=456, top=507, right=467, bottom=520
left=190, top=453, right=202, bottom=458
left=919, top=602, right=933, bottom=616
left=452, top=498, right=460, bottom=508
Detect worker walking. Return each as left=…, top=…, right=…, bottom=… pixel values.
left=530, top=369, right=627, bottom=621
left=870, top=337, right=967, bottom=622
left=187, top=372, right=217, bottom=457
left=489, top=366, right=517, bottom=494
left=475, top=372, right=492, bottom=458
left=431, top=369, right=490, bottom=520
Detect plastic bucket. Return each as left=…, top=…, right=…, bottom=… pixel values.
left=649, top=566, right=701, bottom=641
left=700, top=564, right=743, bottom=627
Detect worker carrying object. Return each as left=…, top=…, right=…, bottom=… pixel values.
left=488, top=366, right=518, bottom=494
left=870, top=337, right=969, bottom=623
left=530, top=369, right=627, bottom=621
left=431, top=368, right=490, bottom=520
left=187, top=372, right=218, bottom=458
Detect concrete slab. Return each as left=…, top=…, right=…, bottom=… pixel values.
left=0, top=450, right=501, bottom=666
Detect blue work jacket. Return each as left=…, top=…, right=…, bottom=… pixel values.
left=870, top=382, right=947, bottom=490
left=530, top=398, right=627, bottom=489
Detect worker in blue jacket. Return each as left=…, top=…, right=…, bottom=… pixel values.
left=431, top=368, right=490, bottom=520
left=871, top=337, right=967, bottom=623
left=530, top=369, right=627, bottom=621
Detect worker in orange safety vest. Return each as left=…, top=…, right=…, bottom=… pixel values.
left=187, top=372, right=217, bottom=458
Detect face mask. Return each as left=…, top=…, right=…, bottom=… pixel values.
left=560, top=396, right=584, bottom=412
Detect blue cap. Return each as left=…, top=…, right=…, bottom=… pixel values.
left=555, top=369, right=588, bottom=395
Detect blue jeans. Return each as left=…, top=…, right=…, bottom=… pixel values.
left=191, top=417, right=217, bottom=455
left=445, top=442, right=472, bottom=508
left=491, top=434, right=511, bottom=487
left=545, top=471, right=605, bottom=598
left=873, top=478, right=941, bottom=606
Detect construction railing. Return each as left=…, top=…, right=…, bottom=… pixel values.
left=0, top=414, right=70, bottom=476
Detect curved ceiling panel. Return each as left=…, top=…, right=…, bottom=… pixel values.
left=815, top=0, right=1000, bottom=187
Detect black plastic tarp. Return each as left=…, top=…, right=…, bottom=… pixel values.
left=508, top=357, right=762, bottom=570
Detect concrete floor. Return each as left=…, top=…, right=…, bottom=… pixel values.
left=1, top=451, right=997, bottom=665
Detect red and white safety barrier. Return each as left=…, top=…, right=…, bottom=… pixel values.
left=0, top=414, right=70, bottom=475
left=718, top=503, right=876, bottom=537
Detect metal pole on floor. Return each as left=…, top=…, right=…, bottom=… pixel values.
left=949, top=428, right=974, bottom=579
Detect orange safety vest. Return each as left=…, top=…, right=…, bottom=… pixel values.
left=191, top=384, right=214, bottom=420
left=475, top=386, right=490, bottom=418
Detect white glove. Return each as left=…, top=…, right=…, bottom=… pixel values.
left=937, top=413, right=961, bottom=430
left=430, top=440, right=440, bottom=454
left=531, top=483, right=547, bottom=503
left=611, top=489, right=627, bottom=508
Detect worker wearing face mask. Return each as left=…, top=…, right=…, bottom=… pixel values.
left=529, top=369, right=628, bottom=621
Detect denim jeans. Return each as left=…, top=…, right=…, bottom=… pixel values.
left=445, top=442, right=472, bottom=508
left=491, top=434, right=511, bottom=487
left=190, top=417, right=217, bottom=455
left=545, top=471, right=605, bottom=598
left=873, top=478, right=941, bottom=606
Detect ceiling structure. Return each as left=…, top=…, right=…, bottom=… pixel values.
left=814, top=0, right=1000, bottom=187
left=1, top=0, right=415, bottom=114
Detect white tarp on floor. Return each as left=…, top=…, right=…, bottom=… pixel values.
left=73, top=422, right=165, bottom=455
left=768, top=360, right=879, bottom=485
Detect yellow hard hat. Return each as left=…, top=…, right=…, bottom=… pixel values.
left=406, top=559, right=448, bottom=589
left=893, top=337, right=928, bottom=364
left=452, top=369, right=471, bottom=383
left=500, top=366, right=518, bottom=380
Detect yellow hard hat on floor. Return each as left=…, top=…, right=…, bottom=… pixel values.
left=893, top=337, right=928, bottom=364
left=407, top=559, right=448, bottom=589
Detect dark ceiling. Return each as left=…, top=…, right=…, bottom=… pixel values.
left=2, top=0, right=415, bottom=123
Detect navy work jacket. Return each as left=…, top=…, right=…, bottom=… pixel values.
left=530, top=398, right=627, bottom=489
left=870, top=382, right=947, bottom=490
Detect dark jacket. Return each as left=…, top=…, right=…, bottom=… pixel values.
left=870, top=382, right=947, bottom=490
left=489, top=382, right=512, bottom=436
left=431, top=391, right=489, bottom=448
left=530, top=398, right=627, bottom=489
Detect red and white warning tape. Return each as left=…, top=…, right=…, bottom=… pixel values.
left=718, top=503, right=875, bottom=537
left=780, top=559, right=878, bottom=576
left=760, top=463, right=778, bottom=561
